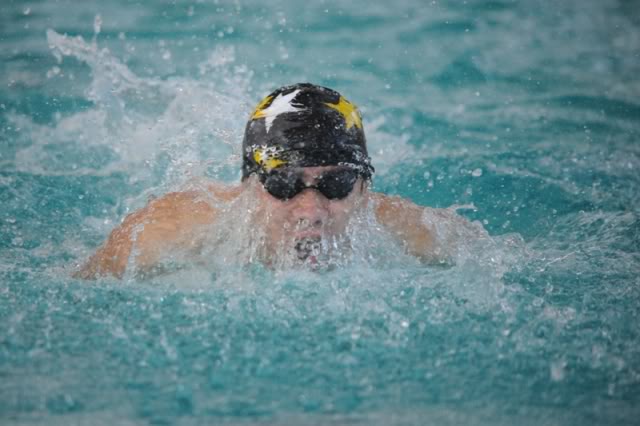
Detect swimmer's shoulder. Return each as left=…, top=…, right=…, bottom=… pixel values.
left=147, top=181, right=243, bottom=222
left=370, top=192, right=423, bottom=222
left=204, top=181, right=243, bottom=202
left=369, top=192, right=448, bottom=264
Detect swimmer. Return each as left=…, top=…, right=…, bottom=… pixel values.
left=75, top=83, right=460, bottom=279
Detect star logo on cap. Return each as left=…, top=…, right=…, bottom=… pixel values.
left=325, top=96, right=363, bottom=130
left=251, top=89, right=305, bottom=132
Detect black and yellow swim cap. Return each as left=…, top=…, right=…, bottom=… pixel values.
left=242, top=83, right=374, bottom=180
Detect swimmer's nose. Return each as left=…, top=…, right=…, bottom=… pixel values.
left=292, top=189, right=328, bottom=228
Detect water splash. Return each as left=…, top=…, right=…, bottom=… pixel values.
left=11, top=30, right=251, bottom=194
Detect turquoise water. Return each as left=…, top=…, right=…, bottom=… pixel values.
left=2, top=0, right=640, bottom=424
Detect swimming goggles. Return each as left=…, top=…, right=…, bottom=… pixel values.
left=259, top=167, right=359, bottom=200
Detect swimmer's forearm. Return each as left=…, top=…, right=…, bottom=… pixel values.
left=73, top=210, right=145, bottom=279
left=74, top=191, right=220, bottom=280
left=75, top=216, right=184, bottom=280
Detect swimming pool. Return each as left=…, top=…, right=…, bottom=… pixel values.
left=1, top=0, right=639, bottom=424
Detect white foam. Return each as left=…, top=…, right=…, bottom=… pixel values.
left=11, top=31, right=250, bottom=198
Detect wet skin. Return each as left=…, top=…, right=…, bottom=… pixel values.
left=75, top=166, right=445, bottom=279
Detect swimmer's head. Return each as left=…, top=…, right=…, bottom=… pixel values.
left=241, top=83, right=374, bottom=181
left=242, top=84, right=373, bottom=268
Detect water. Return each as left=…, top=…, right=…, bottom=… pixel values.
left=1, top=0, right=639, bottom=424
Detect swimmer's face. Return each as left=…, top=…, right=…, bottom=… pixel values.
left=248, top=166, right=368, bottom=263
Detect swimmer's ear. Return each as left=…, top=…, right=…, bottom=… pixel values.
left=242, top=174, right=259, bottom=186
left=359, top=178, right=369, bottom=193
left=242, top=174, right=265, bottom=195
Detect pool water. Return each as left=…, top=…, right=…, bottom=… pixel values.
left=1, top=0, right=639, bottom=424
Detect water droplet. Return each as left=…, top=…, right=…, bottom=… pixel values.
left=46, top=66, right=61, bottom=79
left=550, top=359, right=566, bottom=381
left=93, top=15, right=102, bottom=37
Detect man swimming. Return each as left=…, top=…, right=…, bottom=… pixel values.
left=76, top=83, right=457, bottom=279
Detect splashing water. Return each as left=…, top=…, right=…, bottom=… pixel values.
left=1, top=1, right=639, bottom=425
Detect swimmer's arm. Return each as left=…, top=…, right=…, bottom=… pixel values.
left=74, top=190, right=223, bottom=279
left=372, top=193, right=450, bottom=264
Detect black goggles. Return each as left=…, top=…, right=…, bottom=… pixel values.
left=258, top=167, right=359, bottom=200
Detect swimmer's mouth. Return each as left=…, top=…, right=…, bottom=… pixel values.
left=294, top=236, right=322, bottom=262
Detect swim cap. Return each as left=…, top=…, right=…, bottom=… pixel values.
left=241, top=83, right=374, bottom=180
